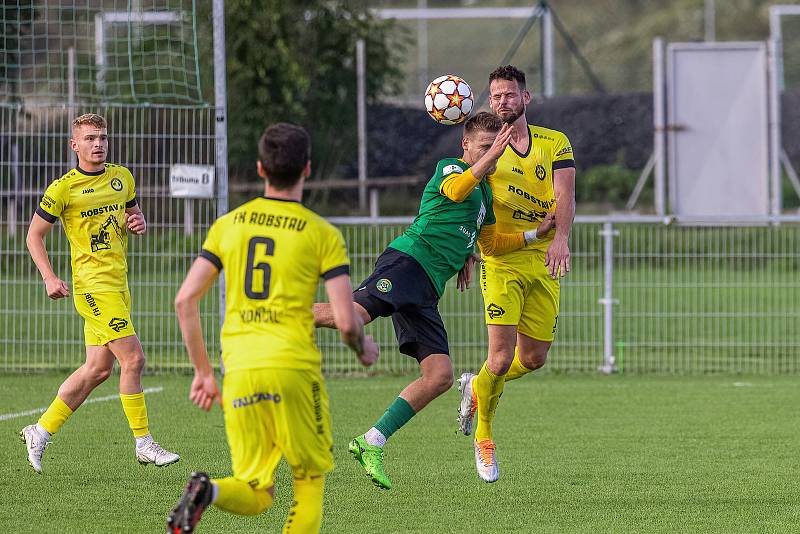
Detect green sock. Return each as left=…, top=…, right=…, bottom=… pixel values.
left=373, top=397, right=416, bottom=441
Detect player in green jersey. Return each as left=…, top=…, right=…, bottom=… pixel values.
left=312, top=112, right=554, bottom=490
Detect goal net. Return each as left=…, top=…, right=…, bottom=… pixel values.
left=0, top=0, right=204, bottom=104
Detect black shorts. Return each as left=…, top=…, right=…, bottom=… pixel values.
left=352, top=248, right=449, bottom=361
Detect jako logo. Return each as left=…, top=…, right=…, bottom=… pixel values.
left=511, top=167, right=524, bottom=175
left=82, top=188, right=94, bottom=194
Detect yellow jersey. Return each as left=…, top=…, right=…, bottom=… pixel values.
left=36, top=164, right=137, bottom=293
left=201, top=197, right=350, bottom=372
left=487, top=124, right=574, bottom=254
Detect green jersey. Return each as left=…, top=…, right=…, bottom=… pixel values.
left=388, top=158, right=495, bottom=297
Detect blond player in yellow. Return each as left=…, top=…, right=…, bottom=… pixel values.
left=456, top=66, right=576, bottom=482
left=20, top=113, right=179, bottom=474
left=168, top=123, right=379, bottom=534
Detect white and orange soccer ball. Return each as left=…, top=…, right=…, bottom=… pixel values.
left=424, top=74, right=473, bottom=125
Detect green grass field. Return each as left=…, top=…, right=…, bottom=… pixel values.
left=1, top=372, right=799, bottom=533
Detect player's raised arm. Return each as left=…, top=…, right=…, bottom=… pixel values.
left=440, top=120, right=512, bottom=203
left=27, top=212, right=70, bottom=299
left=467, top=122, right=512, bottom=180
left=174, top=256, right=222, bottom=411
left=324, top=274, right=379, bottom=367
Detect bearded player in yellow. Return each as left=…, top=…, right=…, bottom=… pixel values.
left=457, top=65, right=576, bottom=482
left=20, top=113, right=179, bottom=473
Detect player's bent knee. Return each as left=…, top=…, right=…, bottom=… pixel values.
left=422, top=354, right=453, bottom=392
left=520, top=349, right=549, bottom=370
left=120, top=352, right=145, bottom=374
left=487, top=351, right=514, bottom=375
left=430, top=369, right=453, bottom=393
left=86, top=364, right=113, bottom=384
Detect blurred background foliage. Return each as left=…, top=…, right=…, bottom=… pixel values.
left=203, top=0, right=800, bottom=214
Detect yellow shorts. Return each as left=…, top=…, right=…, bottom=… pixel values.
left=480, top=250, right=560, bottom=342
left=222, top=367, right=334, bottom=490
left=73, top=291, right=136, bottom=346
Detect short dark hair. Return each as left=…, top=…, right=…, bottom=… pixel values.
left=463, top=111, right=503, bottom=137
left=489, top=65, right=526, bottom=90
left=257, top=122, right=311, bottom=190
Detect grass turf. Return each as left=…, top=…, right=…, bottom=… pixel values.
left=1, top=372, right=799, bottom=533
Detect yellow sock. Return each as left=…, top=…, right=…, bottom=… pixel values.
left=474, top=362, right=505, bottom=443
left=38, top=396, right=73, bottom=435
left=119, top=392, right=149, bottom=438
left=504, top=348, right=534, bottom=382
left=213, top=477, right=273, bottom=516
left=283, top=475, right=325, bottom=534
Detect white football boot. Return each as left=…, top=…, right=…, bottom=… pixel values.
left=474, top=439, right=499, bottom=483
left=135, top=436, right=180, bottom=466
left=20, top=424, right=49, bottom=474
left=456, top=372, right=477, bottom=436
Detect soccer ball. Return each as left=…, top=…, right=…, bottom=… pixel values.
left=424, top=75, right=473, bottom=125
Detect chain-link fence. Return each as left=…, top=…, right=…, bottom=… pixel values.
left=3, top=212, right=799, bottom=374
left=0, top=103, right=222, bottom=372
left=0, top=0, right=224, bottom=372
left=316, top=217, right=800, bottom=376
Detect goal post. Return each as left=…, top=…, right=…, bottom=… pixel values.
left=769, top=5, right=800, bottom=211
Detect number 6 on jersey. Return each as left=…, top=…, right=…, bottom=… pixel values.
left=245, top=237, right=275, bottom=300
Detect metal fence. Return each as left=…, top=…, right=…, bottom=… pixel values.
left=2, top=206, right=799, bottom=374
left=317, top=216, right=800, bottom=376
left=0, top=103, right=223, bottom=372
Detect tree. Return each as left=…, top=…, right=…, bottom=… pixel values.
left=223, top=1, right=407, bottom=182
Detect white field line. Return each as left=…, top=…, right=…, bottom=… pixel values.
left=0, top=386, right=164, bottom=422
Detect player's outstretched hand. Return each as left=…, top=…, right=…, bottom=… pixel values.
left=545, top=237, right=571, bottom=279
left=190, top=371, right=222, bottom=411
left=536, top=213, right=556, bottom=238
left=457, top=253, right=481, bottom=292
left=357, top=335, right=379, bottom=367
left=486, top=123, right=513, bottom=161
left=125, top=212, right=147, bottom=235
left=44, top=275, right=70, bottom=299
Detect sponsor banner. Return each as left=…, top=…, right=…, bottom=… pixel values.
left=169, top=164, right=215, bottom=198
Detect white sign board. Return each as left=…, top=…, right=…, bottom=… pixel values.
left=667, top=43, right=769, bottom=218
left=169, top=164, right=215, bottom=198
